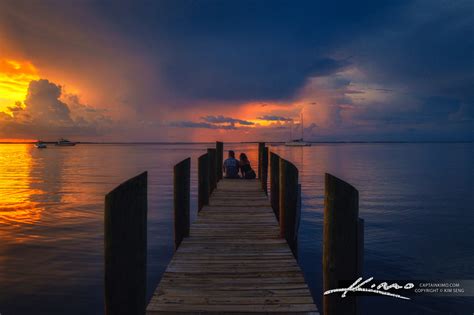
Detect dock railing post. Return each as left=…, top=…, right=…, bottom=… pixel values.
left=279, top=158, right=299, bottom=258
left=295, top=183, right=302, bottom=257
left=174, top=158, right=191, bottom=250
left=258, top=142, right=265, bottom=179
left=105, top=172, right=147, bottom=315
left=261, top=147, right=268, bottom=194
left=207, top=148, right=217, bottom=193
left=198, top=153, right=210, bottom=212
left=216, top=141, right=223, bottom=181
left=323, top=173, right=363, bottom=315
left=270, top=152, right=280, bottom=220
left=357, top=218, right=364, bottom=278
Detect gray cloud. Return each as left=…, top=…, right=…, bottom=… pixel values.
left=1, top=0, right=472, bottom=141
left=201, top=115, right=254, bottom=126
left=307, top=58, right=351, bottom=78
left=25, top=79, right=73, bottom=124
left=170, top=120, right=236, bottom=130
left=257, top=115, right=293, bottom=122
left=344, top=1, right=474, bottom=128
left=171, top=115, right=255, bottom=130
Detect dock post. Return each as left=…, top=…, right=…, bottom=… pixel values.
left=357, top=218, right=364, bottom=277
left=105, top=172, right=147, bottom=315
left=279, top=158, right=299, bottom=257
left=270, top=152, right=280, bottom=220
left=216, top=141, right=223, bottom=181
left=258, top=142, right=265, bottom=179
left=295, top=183, right=302, bottom=257
left=207, top=148, right=217, bottom=193
left=323, top=173, right=362, bottom=315
left=261, top=147, right=269, bottom=194
left=174, top=158, right=190, bottom=250
left=198, top=153, right=210, bottom=212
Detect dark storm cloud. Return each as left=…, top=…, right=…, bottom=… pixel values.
left=419, top=96, right=461, bottom=121
left=87, top=0, right=405, bottom=102
left=2, top=0, right=473, bottom=140
left=201, top=115, right=254, bottom=126
left=348, top=1, right=474, bottom=124
left=171, top=115, right=254, bottom=130
left=170, top=121, right=237, bottom=130
left=257, top=115, right=293, bottom=122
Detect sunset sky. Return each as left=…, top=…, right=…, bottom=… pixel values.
left=0, top=1, right=472, bottom=142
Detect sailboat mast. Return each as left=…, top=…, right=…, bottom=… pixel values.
left=290, top=120, right=292, bottom=141
left=301, top=112, right=304, bottom=140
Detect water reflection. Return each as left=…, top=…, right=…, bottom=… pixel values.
left=0, top=143, right=472, bottom=314
left=271, top=143, right=474, bottom=314
left=0, top=145, right=44, bottom=240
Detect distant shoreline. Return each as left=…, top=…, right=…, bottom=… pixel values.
left=1, top=141, right=472, bottom=145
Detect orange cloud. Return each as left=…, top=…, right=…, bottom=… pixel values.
left=237, top=101, right=300, bottom=127
left=0, top=58, right=40, bottom=114
left=0, top=79, right=113, bottom=140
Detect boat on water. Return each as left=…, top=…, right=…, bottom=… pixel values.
left=285, top=112, right=312, bottom=147
left=285, top=138, right=312, bottom=146
left=34, top=140, right=47, bottom=149
left=55, top=138, right=76, bottom=146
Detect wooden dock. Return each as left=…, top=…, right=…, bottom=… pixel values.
left=105, top=142, right=364, bottom=315
left=146, top=178, right=318, bottom=314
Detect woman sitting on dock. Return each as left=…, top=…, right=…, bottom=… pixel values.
left=239, top=153, right=256, bottom=179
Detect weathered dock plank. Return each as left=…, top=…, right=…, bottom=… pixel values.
left=147, top=178, right=318, bottom=314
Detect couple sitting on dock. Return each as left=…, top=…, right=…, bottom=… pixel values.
left=223, top=150, right=257, bottom=179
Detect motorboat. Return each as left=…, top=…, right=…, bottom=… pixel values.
left=35, top=140, right=47, bottom=148
left=285, top=138, right=312, bottom=146
left=55, top=138, right=76, bottom=146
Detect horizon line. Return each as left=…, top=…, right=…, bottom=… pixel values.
left=1, top=140, right=472, bottom=145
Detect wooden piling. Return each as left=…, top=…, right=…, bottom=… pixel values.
left=258, top=142, right=265, bottom=179
left=105, top=172, right=147, bottom=315
left=174, top=158, right=191, bottom=250
left=357, top=218, right=364, bottom=276
left=279, top=158, right=299, bottom=257
left=323, top=173, right=360, bottom=315
left=270, top=152, right=280, bottom=220
left=198, top=153, right=210, bottom=212
left=295, top=183, right=302, bottom=258
left=261, top=147, right=269, bottom=194
left=207, top=148, right=217, bottom=193
left=216, top=141, right=223, bottom=181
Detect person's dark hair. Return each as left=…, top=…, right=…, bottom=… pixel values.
left=229, top=150, right=235, bottom=158
left=239, top=153, right=248, bottom=162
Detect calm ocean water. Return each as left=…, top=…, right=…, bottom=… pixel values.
left=0, top=143, right=472, bottom=314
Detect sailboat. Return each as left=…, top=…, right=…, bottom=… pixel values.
left=285, top=112, right=311, bottom=146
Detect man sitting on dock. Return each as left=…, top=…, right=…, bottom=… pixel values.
left=223, top=150, right=240, bottom=178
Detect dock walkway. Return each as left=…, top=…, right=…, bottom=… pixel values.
left=147, top=178, right=318, bottom=314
